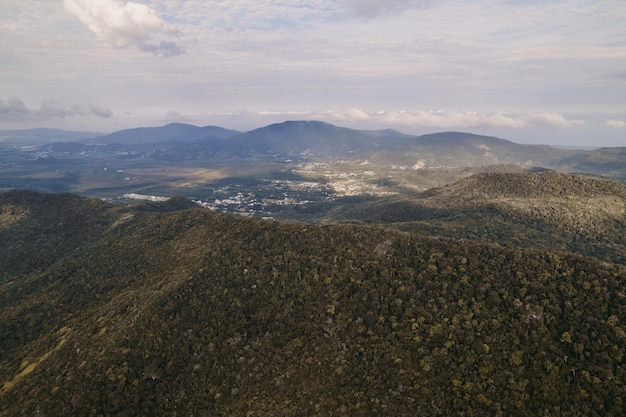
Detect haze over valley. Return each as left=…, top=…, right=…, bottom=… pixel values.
left=1, top=120, right=625, bottom=212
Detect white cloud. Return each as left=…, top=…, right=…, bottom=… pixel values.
left=160, top=110, right=197, bottom=123
left=318, top=109, right=585, bottom=130
left=344, top=108, right=371, bottom=121
left=521, top=113, right=585, bottom=128
left=606, top=119, right=625, bottom=128
left=87, top=103, right=114, bottom=118
left=161, top=109, right=184, bottom=120
left=63, top=0, right=184, bottom=56
left=375, top=111, right=526, bottom=130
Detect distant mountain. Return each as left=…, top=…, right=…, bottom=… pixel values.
left=225, top=123, right=577, bottom=168
left=84, top=123, right=240, bottom=145
left=225, top=120, right=415, bottom=156
left=2, top=121, right=625, bottom=200
left=555, top=147, right=626, bottom=180
left=0, top=128, right=103, bottom=144
left=366, top=131, right=577, bottom=169
left=2, top=189, right=626, bottom=416
left=3, top=122, right=606, bottom=171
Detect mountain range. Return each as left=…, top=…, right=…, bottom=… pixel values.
left=2, top=121, right=624, bottom=172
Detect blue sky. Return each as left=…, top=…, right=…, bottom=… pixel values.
left=1, top=0, right=625, bottom=146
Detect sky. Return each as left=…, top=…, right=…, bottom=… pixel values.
left=1, top=0, right=625, bottom=146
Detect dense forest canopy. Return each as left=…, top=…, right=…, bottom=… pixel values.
left=1, top=172, right=626, bottom=416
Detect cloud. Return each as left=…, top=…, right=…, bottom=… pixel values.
left=344, top=108, right=371, bottom=121
left=319, top=109, right=585, bottom=130
left=87, top=103, right=114, bottom=118
left=160, top=110, right=196, bottom=123
left=139, top=40, right=185, bottom=57
left=0, top=97, right=113, bottom=121
left=374, top=111, right=526, bottom=129
left=0, top=97, right=30, bottom=119
left=341, top=0, right=431, bottom=18
left=39, top=99, right=74, bottom=119
left=63, top=0, right=184, bottom=56
left=521, top=113, right=585, bottom=128
left=606, top=119, right=625, bottom=128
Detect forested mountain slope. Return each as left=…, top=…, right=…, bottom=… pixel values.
left=1, top=190, right=626, bottom=416
left=326, top=171, right=626, bottom=264
left=0, top=190, right=118, bottom=281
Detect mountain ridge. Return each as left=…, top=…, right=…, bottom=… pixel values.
left=322, top=170, right=626, bottom=263
left=13, top=120, right=579, bottom=166
left=1, top=187, right=626, bottom=416
left=224, top=120, right=415, bottom=156
left=1, top=121, right=625, bottom=201
left=83, top=122, right=241, bottom=145
left=0, top=121, right=608, bottom=167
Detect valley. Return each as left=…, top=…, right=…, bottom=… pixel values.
left=1, top=121, right=624, bottom=207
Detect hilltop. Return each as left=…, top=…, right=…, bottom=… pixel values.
left=321, top=171, right=626, bottom=263
left=83, top=123, right=240, bottom=145
left=0, top=190, right=118, bottom=280
left=1, top=188, right=626, bottom=416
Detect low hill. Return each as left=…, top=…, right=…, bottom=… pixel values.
left=1, top=190, right=626, bottom=416
left=324, top=171, right=626, bottom=263
left=422, top=170, right=626, bottom=201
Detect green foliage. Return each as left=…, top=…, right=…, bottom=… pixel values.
left=0, top=190, right=118, bottom=281
left=1, top=189, right=626, bottom=416
left=327, top=171, right=626, bottom=264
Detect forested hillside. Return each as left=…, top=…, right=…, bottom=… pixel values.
left=0, top=190, right=118, bottom=280
left=1, top=189, right=626, bottom=416
left=324, top=171, right=626, bottom=264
